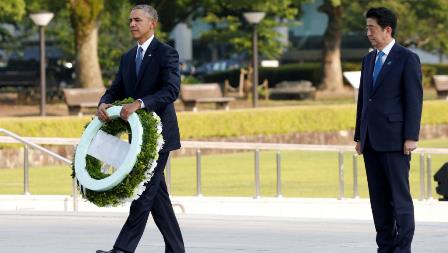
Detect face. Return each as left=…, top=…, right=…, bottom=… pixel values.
left=366, top=18, right=392, bottom=50
left=129, top=9, right=157, bottom=44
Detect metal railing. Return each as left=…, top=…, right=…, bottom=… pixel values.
left=0, top=129, right=78, bottom=211
left=1, top=130, right=448, bottom=203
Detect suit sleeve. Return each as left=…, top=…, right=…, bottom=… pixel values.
left=403, top=52, right=423, bottom=141
left=99, top=55, right=125, bottom=106
left=354, top=57, right=365, bottom=142
left=140, top=47, right=180, bottom=112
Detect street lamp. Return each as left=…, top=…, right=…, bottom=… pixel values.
left=30, top=11, right=54, bottom=116
left=244, top=12, right=265, bottom=108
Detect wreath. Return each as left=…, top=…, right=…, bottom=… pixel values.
left=71, top=98, right=163, bottom=207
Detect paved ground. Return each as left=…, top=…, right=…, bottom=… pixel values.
left=0, top=212, right=447, bottom=253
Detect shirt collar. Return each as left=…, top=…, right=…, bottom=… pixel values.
left=378, top=39, right=395, bottom=56
left=137, top=34, right=154, bottom=53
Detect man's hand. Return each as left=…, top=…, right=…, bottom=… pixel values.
left=120, top=100, right=142, bottom=121
left=96, top=103, right=112, bottom=122
left=403, top=140, right=417, bottom=155
left=355, top=141, right=362, bottom=155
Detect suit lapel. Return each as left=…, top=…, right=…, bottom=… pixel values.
left=365, top=51, right=376, bottom=95
left=371, top=43, right=401, bottom=94
left=136, top=38, right=159, bottom=87
left=127, top=47, right=138, bottom=92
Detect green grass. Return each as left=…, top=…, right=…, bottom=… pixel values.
left=1, top=138, right=447, bottom=198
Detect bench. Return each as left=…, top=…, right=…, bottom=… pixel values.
left=63, top=88, right=105, bottom=115
left=180, top=83, right=235, bottom=111
left=0, top=70, right=58, bottom=100
left=433, top=75, right=448, bottom=99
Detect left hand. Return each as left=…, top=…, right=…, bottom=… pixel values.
left=403, top=139, right=417, bottom=155
left=120, top=100, right=142, bottom=121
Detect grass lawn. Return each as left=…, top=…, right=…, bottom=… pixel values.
left=0, top=138, right=447, bottom=198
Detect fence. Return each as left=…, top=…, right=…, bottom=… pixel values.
left=1, top=128, right=447, bottom=211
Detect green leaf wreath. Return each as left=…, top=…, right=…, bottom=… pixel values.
left=71, top=98, right=163, bottom=207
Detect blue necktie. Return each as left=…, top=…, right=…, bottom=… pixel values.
left=135, top=47, right=143, bottom=76
left=372, top=51, right=384, bottom=87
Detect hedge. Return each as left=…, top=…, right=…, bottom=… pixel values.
left=0, top=101, right=446, bottom=140
left=202, top=62, right=448, bottom=88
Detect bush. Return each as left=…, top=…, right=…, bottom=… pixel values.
left=428, top=63, right=448, bottom=75
left=0, top=101, right=447, bottom=140
left=202, top=62, right=448, bottom=89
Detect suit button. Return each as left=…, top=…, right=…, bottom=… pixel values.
left=368, top=99, right=372, bottom=102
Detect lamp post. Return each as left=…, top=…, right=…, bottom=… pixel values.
left=243, top=12, right=265, bottom=108
left=30, top=11, right=54, bottom=116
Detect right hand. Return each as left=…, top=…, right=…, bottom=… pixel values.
left=355, top=142, right=362, bottom=155
left=96, top=103, right=112, bottom=122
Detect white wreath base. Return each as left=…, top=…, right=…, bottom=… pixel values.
left=74, top=106, right=143, bottom=192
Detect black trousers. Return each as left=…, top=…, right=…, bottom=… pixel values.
left=363, top=137, right=414, bottom=253
left=114, top=152, right=185, bottom=253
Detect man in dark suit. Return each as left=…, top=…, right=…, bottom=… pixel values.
left=354, top=7, right=423, bottom=253
left=95, top=4, right=184, bottom=253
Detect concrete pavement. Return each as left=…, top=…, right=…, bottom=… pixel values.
left=1, top=195, right=448, bottom=222
left=0, top=212, right=447, bottom=253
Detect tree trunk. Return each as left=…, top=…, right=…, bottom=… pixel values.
left=70, top=0, right=104, bottom=88
left=75, top=25, right=103, bottom=88
left=320, top=0, right=343, bottom=91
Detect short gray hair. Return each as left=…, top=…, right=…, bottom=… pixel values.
left=132, top=4, right=158, bottom=22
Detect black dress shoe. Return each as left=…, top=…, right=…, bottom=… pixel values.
left=96, top=249, right=126, bottom=253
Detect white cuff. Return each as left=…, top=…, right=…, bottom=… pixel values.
left=137, top=99, right=145, bottom=108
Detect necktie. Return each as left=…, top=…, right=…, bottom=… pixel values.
left=135, top=47, right=143, bottom=76
left=372, top=51, right=385, bottom=87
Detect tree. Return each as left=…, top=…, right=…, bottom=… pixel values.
left=198, top=0, right=304, bottom=60
left=319, top=0, right=448, bottom=91
left=25, top=0, right=103, bottom=88
left=0, top=1, right=25, bottom=21
left=319, top=0, right=343, bottom=91
left=69, top=0, right=104, bottom=88
left=344, top=0, right=448, bottom=57
left=0, top=0, right=26, bottom=51
left=130, top=0, right=202, bottom=35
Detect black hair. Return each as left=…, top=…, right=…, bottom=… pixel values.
left=366, top=7, right=397, bottom=37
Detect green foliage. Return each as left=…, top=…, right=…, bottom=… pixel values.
left=71, top=98, right=162, bottom=206
left=203, top=62, right=448, bottom=88
left=0, top=0, right=26, bottom=51
left=199, top=0, right=306, bottom=59
left=69, top=0, right=104, bottom=37
left=181, top=75, right=202, bottom=84
left=1, top=101, right=447, bottom=140
left=98, top=0, right=134, bottom=84
left=203, top=63, right=321, bottom=87
left=178, top=105, right=357, bottom=139
left=0, top=0, right=25, bottom=22
left=428, top=64, right=448, bottom=75
left=343, top=0, right=448, bottom=54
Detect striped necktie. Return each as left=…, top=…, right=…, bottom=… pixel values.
left=135, top=47, right=143, bottom=76
left=372, top=51, right=384, bottom=87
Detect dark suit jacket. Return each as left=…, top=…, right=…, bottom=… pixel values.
left=354, top=43, right=423, bottom=152
left=99, top=38, right=181, bottom=152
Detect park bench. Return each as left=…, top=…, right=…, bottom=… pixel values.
left=63, top=88, right=105, bottom=115
left=0, top=70, right=65, bottom=100
left=432, top=75, right=448, bottom=99
left=180, top=83, right=235, bottom=111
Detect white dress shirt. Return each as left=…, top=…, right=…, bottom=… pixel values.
left=375, top=39, right=395, bottom=64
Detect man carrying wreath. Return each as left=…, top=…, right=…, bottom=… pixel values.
left=95, top=4, right=185, bottom=253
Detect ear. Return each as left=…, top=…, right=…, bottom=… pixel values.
left=385, top=26, right=393, bottom=36
left=150, top=20, right=157, bottom=30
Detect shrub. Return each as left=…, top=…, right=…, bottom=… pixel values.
left=0, top=101, right=447, bottom=140
left=202, top=62, right=447, bottom=89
